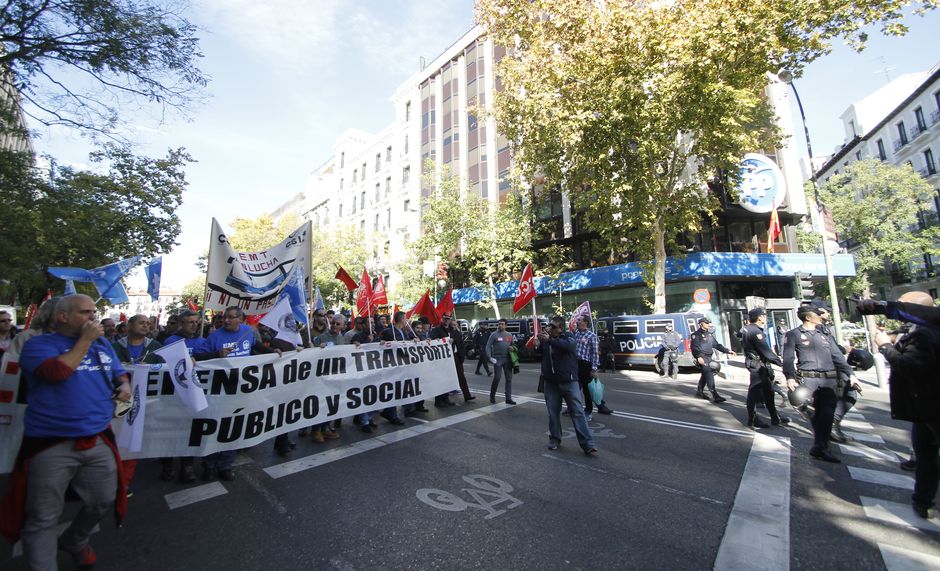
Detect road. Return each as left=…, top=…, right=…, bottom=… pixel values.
left=2, top=359, right=938, bottom=570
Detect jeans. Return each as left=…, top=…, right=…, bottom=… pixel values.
left=544, top=379, right=595, bottom=450
left=22, top=438, right=117, bottom=571
left=490, top=360, right=513, bottom=402
left=912, top=420, right=940, bottom=509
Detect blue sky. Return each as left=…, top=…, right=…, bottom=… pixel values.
left=27, top=2, right=940, bottom=291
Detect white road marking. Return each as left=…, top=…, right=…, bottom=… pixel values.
left=879, top=543, right=940, bottom=570
left=844, top=412, right=865, bottom=421
left=840, top=419, right=874, bottom=431
left=838, top=443, right=901, bottom=463
left=844, top=430, right=884, bottom=444
left=848, top=467, right=914, bottom=490
left=860, top=496, right=940, bottom=532
left=611, top=410, right=753, bottom=438
left=714, top=434, right=791, bottom=571
left=164, top=482, right=228, bottom=510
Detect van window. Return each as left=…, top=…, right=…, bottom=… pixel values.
left=645, top=319, right=674, bottom=334
left=613, top=320, right=639, bottom=335
left=687, top=318, right=697, bottom=332
left=505, top=322, right=521, bottom=334
left=596, top=321, right=608, bottom=333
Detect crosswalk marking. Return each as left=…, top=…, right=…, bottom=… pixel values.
left=164, top=482, right=228, bottom=510
left=715, top=434, right=790, bottom=571
left=844, top=412, right=865, bottom=421
left=840, top=419, right=875, bottom=431
left=860, top=496, right=940, bottom=532
left=838, top=443, right=900, bottom=463
left=844, top=430, right=884, bottom=444
left=849, top=466, right=914, bottom=490
left=879, top=543, right=940, bottom=570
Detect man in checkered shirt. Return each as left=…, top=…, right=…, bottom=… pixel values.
left=574, top=316, right=613, bottom=417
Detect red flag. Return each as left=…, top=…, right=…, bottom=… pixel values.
left=186, top=299, right=199, bottom=312
left=767, top=208, right=781, bottom=253
left=372, top=275, right=388, bottom=307
left=436, top=288, right=454, bottom=318
left=245, top=314, right=263, bottom=326
left=22, top=303, right=37, bottom=330
left=119, top=312, right=127, bottom=323
left=407, top=290, right=440, bottom=325
left=513, top=263, right=537, bottom=314
left=355, top=268, right=374, bottom=316
left=335, top=266, right=358, bottom=292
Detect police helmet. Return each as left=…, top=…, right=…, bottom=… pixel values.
left=847, top=348, right=875, bottom=371
left=787, top=384, right=814, bottom=408
left=708, top=360, right=721, bottom=373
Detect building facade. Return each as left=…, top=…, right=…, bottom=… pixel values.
left=815, top=63, right=940, bottom=299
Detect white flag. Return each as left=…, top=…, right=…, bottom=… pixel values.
left=568, top=300, right=592, bottom=332
left=153, top=339, right=209, bottom=412
left=116, top=368, right=148, bottom=452
left=260, top=295, right=303, bottom=347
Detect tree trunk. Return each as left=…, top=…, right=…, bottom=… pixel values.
left=488, top=275, right=501, bottom=319
left=653, top=220, right=667, bottom=314
left=861, top=274, right=887, bottom=388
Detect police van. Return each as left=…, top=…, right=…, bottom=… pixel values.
left=472, top=317, right=550, bottom=361
left=596, top=312, right=704, bottom=369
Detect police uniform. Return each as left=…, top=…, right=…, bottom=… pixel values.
left=740, top=309, right=785, bottom=428
left=817, top=319, right=856, bottom=443
left=655, top=329, right=682, bottom=378
left=690, top=318, right=732, bottom=403
left=782, top=307, right=854, bottom=462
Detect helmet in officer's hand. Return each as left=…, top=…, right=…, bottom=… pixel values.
left=847, top=348, right=875, bottom=371
left=788, top=384, right=813, bottom=408
left=708, top=360, right=721, bottom=373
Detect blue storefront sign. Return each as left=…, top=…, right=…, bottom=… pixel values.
left=452, top=252, right=856, bottom=304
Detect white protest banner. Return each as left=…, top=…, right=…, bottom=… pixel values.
left=153, top=339, right=208, bottom=412
left=205, top=218, right=312, bottom=314
left=0, top=353, right=26, bottom=473
left=116, top=339, right=458, bottom=459
left=116, top=369, right=147, bottom=452
left=259, top=295, right=302, bottom=347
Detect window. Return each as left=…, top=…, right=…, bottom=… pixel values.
left=916, top=106, right=927, bottom=131
left=386, top=146, right=392, bottom=161
left=338, top=204, right=343, bottom=217
left=877, top=139, right=887, bottom=160
left=385, top=176, right=391, bottom=196
left=352, top=196, right=357, bottom=214
left=404, top=135, right=409, bottom=155
left=855, top=150, right=862, bottom=161
left=405, top=101, right=411, bottom=122
left=353, top=169, right=357, bottom=183
left=360, top=191, right=366, bottom=210
left=386, top=208, right=391, bottom=229
left=926, top=148, right=937, bottom=175
left=375, top=153, right=381, bottom=172
left=645, top=319, right=674, bottom=334
left=374, top=213, right=379, bottom=231
left=403, top=199, right=411, bottom=213
left=898, top=121, right=908, bottom=145
left=612, top=320, right=639, bottom=335
left=339, top=178, right=344, bottom=191
left=848, top=119, right=856, bottom=137
left=403, top=166, right=410, bottom=184
left=362, top=162, right=367, bottom=181
left=375, top=183, right=381, bottom=202
left=360, top=220, right=365, bottom=232
left=340, top=152, right=345, bottom=168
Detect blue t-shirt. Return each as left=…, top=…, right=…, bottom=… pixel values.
left=206, top=324, right=255, bottom=357
left=165, top=334, right=209, bottom=356
left=20, top=333, right=127, bottom=438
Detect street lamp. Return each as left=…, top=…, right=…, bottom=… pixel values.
left=777, top=70, right=844, bottom=344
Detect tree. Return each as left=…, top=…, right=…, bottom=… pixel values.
left=0, top=0, right=207, bottom=139
left=0, top=143, right=193, bottom=303
left=817, top=159, right=940, bottom=296
left=227, top=212, right=301, bottom=252
left=310, top=224, right=368, bottom=310
left=476, top=0, right=934, bottom=313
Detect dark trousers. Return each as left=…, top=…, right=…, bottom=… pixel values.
left=811, top=387, right=838, bottom=449
left=455, top=356, right=472, bottom=399
left=697, top=360, right=717, bottom=394
left=746, top=368, right=779, bottom=420
left=577, top=359, right=596, bottom=413
left=912, top=420, right=940, bottom=509
left=475, top=353, right=492, bottom=374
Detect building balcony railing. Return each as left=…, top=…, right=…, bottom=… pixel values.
left=910, top=124, right=928, bottom=140
left=931, top=109, right=940, bottom=125
left=920, top=165, right=939, bottom=178
left=893, top=138, right=908, bottom=152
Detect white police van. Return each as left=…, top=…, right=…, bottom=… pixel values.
left=596, top=312, right=705, bottom=369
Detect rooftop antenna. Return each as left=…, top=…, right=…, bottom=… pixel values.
left=871, top=56, right=896, bottom=83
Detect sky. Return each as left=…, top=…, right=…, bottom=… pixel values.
left=26, top=1, right=940, bottom=292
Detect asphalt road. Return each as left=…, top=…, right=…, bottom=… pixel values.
left=2, top=359, right=938, bottom=570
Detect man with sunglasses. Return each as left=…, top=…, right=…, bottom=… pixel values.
left=538, top=316, right=596, bottom=455
left=0, top=310, right=16, bottom=360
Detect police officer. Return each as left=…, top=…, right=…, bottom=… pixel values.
left=655, top=322, right=682, bottom=378
left=783, top=304, right=854, bottom=463
left=690, top=317, right=736, bottom=403
left=741, top=308, right=789, bottom=429
left=812, top=301, right=861, bottom=443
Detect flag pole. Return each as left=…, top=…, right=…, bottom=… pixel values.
left=304, top=272, right=314, bottom=348
left=200, top=220, right=216, bottom=337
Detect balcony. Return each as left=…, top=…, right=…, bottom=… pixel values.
left=931, top=109, right=940, bottom=126
left=920, top=165, right=938, bottom=178
left=893, top=138, right=908, bottom=152
left=910, top=124, right=928, bottom=140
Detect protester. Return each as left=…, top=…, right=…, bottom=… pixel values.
left=485, top=318, right=517, bottom=405
left=574, top=316, right=612, bottom=416
left=538, top=315, right=596, bottom=454
left=1, top=294, right=130, bottom=569
left=0, top=310, right=16, bottom=359
left=111, top=314, right=163, bottom=365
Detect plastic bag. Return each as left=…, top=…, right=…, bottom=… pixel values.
left=587, top=377, right=604, bottom=405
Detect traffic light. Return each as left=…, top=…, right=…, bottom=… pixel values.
left=794, top=272, right=814, bottom=301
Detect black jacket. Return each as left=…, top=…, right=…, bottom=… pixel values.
left=880, top=325, right=940, bottom=422
left=537, top=332, right=578, bottom=384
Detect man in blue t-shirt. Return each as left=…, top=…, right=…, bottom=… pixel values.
left=201, top=306, right=277, bottom=481
left=12, top=294, right=130, bottom=570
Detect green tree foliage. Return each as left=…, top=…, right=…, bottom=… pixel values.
left=227, top=212, right=301, bottom=252
left=817, top=159, right=940, bottom=294
left=476, top=0, right=934, bottom=312
left=310, top=224, right=368, bottom=310
left=0, top=0, right=207, bottom=138
left=0, top=143, right=192, bottom=303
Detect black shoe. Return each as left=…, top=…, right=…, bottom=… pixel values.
left=404, top=409, right=421, bottom=417
left=386, top=417, right=405, bottom=425
left=353, top=416, right=363, bottom=426
left=913, top=502, right=931, bottom=519
left=712, top=394, right=727, bottom=404
left=900, top=459, right=917, bottom=472
left=414, top=405, right=430, bottom=413
left=831, top=420, right=852, bottom=443
left=695, top=390, right=708, bottom=400
left=218, top=469, right=235, bottom=481
left=179, top=465, right=197, bottom=483
left=465, top=395, right=477, bottom=402
left=368, top=420, right=378, bottom=428
left=202, top=466, right=216, bottom=481
left=361, top=425, right=375, bottom=434
left=490, top=397, right=496, bottom=404
left=583, top=447, right=598, bottom=456
left=810, top=447, right=841, bottom=463
left=160, top=464, right=176, bottom=482
left=598, top=405, right=613, bottom=415
left=748, top=415, right=770, bottom=429
left=275, top=444, right=292, bottom=458
left=506, top=399, right=517, bottom=405
left=771, top=416, right=790, bottom=426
